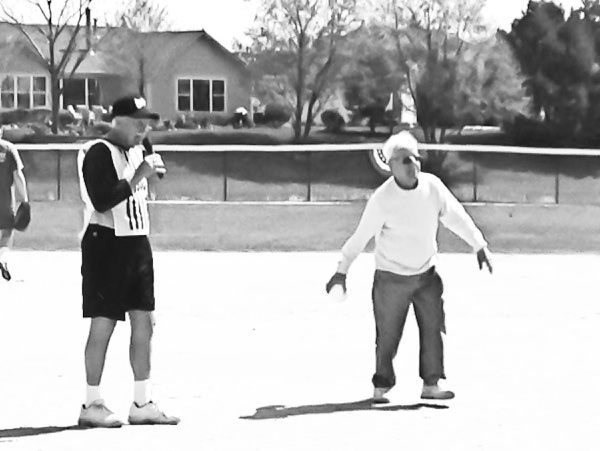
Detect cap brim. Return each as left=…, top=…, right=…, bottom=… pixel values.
left=112, top=108, right=160, bottom=121
left=130, top=108, right=160, bottom=120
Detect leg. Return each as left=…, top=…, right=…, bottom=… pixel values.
left=129, top=310, right=154, bottom=381
left=127, top=310, right=179, bottom=425
left=125, top=238, right=178, bottom=425
left=371, top=271, right=413, bottom=389
left=78, top=227, right=125, bottom=428
left=0, top=228, right=13, bottom=280
left=79, top=316, right=123, bottom=429
left=412, top=270, right=446, bottom=385
left=85, top=317, right=117, bottom=385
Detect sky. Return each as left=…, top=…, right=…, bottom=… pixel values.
left=0, top=0, right=588, bottom=50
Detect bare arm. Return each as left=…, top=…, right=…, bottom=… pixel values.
left=12, top=168, right=28, bottom=203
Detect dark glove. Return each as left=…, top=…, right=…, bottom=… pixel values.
left=326, top=272, right=347, bottom=294
left=13, top=201, right=31, bottom=232
left=476, top=247, right=493, bottom=274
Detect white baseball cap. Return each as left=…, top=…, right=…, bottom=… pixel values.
left=380, top=131, right=418, bottom=162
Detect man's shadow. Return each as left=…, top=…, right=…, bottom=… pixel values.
left=0, top=425, right=84, bottom=439
left=241, top=398, right=449, bottom=420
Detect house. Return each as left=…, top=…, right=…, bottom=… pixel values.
left=0, top=11, right=252, bottom=124
left=96, top=28, right=252, bottom=122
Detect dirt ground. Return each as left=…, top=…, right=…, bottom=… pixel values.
left=0, top=251, right=598, bottom=450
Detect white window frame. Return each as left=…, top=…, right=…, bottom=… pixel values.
left=0, top=74, right=48, bottom=109
left=60, top=77, right=99, bottom=109
left=176, top=78, right=226, bottom=113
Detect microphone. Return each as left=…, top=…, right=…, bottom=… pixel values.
left=142, top=136, right=164, bottom=179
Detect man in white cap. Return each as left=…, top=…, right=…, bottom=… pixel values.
left=326, top=131, right=492, bottom=403
left=77, top=96, right=179, bottom=427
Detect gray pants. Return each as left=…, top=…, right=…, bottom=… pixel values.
left=371, top=267, right=446, bottom=388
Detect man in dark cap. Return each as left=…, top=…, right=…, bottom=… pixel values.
left=77, top=96, right=179, bottom=427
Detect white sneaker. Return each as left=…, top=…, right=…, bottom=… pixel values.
left=372, top=387, right=391, bottom=404
left=78, top=399, right=123, bottom=428
left=128, top=401, right=180, bottom=425
left=421, top=383, right=455, bottom=400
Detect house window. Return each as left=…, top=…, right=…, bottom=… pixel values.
left=62, top=78, right=100, bottom=108
left=1, top=76, right=14, bottom=108
left=213, top=80, right=225, bottom=112
left=177, top=79, right=191, bottom=111
left=33, top=77, right=47, bottom=107
left=192, top=80, right=209, bottom=111
left=0, top=75, right=47, bottom=108
left=177, top=78, right=225, bottom=112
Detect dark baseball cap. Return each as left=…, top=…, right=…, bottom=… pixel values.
left=110, top=96, right=159, bottom=120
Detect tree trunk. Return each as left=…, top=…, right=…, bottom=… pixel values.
left=294, top=99, right=303, bottom=141
left=294, top=32, right=307, bottom=141
left=50, top=73, right=61, bottom=135
left=421, top=125, right=449, bottom=180
left=303, top=92, right=318, bottom=138
left=138, top=56, right=145, bottom=97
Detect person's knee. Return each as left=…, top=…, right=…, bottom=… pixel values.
left=129, top=310, right=154, bottom=340
left=87, top=317, right=117, bottom=346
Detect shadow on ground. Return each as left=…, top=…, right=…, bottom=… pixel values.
left=241, top=399, right=449, bottom=420
left=0, top=425, right=84, bottom=439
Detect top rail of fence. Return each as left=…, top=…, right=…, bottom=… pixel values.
left=13, top=142, right=600, bottom=156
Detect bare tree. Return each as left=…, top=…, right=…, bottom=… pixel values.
left=104, top=0, right=170, bottom=32
left=249, top=0, right=362, bottom=140
left=101, top=0, right=171, bottom=98
left=371, top=0, right=489, bottom=143
left=0, top=0, right=94, bottom=134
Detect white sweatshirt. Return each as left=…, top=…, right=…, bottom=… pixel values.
left=337, top=173, right=487, bottom=276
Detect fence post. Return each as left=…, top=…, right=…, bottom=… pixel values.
left=306, top=151, right=312, bottom=202
left=223, top=151, right=228, bottom=202
left=472, top=152, right=478, bottom=202
left=554, top=156, right=560, bottom=204
left=57, top=149, right=61, bottom=201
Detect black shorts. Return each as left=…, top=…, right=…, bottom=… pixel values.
left=0, top=209, right=13, bottom=229
left=81, top=224, right=155, bottom=321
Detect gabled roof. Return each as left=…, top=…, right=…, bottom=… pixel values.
left=0, top=22, right=248, bottom=76
left=97, top=28, right=248, bottom=72
left=0, top=21, right=105, bottom=61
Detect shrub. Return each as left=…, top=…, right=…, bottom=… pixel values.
left=211, top=114, right=234, bottom=127
left=174, top=114, right=197, bottom=130
left=253, top=112, right=266, bottom=125
left=506, top=115, right=567, bottom=147
left=264, top=103, right=292, bottom=126
left=87, top=122, right=112, bottom=136
left=58, top=109, right=77, bottom=127
left=0, top=108, right=51, bottom=125
left=321, top=109, right=345, bottom=133
left=150, top=130, right=282, bottom=145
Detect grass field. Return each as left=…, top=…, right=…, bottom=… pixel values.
left=0, top=251, right=598, bottom=450
left=16, top=201, right=600, bottom=253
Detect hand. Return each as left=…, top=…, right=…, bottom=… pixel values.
left=143, top=153, right=167, bottom=177
left=477, top=247, right=493, bottom=274
left=134, top=154, right=166, bottom=180
left=326, top=272, right=347, bottom=294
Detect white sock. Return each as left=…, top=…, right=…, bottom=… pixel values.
left=134, top=379, right=152, bottom=406
left=85, top=385, right=102, bottom=408
left=0, top=246, right=8, bottom=263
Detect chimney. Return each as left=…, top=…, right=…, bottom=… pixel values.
left=85, top=7, right=91, bottom=50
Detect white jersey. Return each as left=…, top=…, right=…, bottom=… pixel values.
left=337, top=173, right=487, bottom=276
left=78, top=139, right=150, bottom=237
